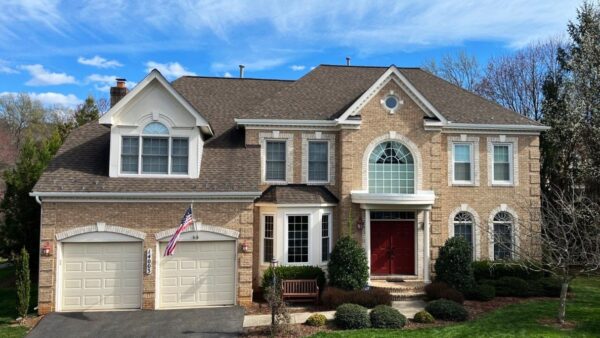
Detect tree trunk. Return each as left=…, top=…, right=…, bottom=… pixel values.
left=558, top=282, right=569, bottom=324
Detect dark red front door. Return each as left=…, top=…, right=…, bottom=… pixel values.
left=370, top=221, right=415, bottom=275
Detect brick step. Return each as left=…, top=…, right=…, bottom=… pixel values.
left=390, top=291, right=426, bottom=301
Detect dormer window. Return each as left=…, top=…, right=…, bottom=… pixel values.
left=120, top=122, right=189, bottom=176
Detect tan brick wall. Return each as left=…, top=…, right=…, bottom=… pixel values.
left=38, top=201, right=253, bottom=314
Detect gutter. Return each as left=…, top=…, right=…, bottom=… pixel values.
left=441, top=123, right=551, bottom=132
left=30, top=191, right=262, bottom=201
left=235, top=119, right=338, bottom=127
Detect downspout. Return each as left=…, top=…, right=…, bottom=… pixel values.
left=34, top=194, right=41, bottom=205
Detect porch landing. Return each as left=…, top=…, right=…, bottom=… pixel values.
left=369, top=279, right=426, bottom=301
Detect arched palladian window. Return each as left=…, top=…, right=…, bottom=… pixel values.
left=368, top=141, right=414, bottom=193
left=453, top=211, right=474, bottom=257
left=143, top=122, right=169, bottom=135
left=493, top=211, right=514, bottom=260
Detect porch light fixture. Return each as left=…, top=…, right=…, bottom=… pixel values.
left=241, top=241, right=250, bottom=253
left=41, top=242, right=52, bottom=257
left=356, top=217, right=365, bottom=231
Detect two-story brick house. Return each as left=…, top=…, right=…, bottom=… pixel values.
left=31, top=64, right=548, bottom=314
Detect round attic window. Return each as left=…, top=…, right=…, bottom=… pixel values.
left=385, top=95, right=399, bottom=110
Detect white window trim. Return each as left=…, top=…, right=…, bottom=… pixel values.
left=487, top=136, right=519, bottom=186
left=448, top=135, right=479, bottom=186
left=448, top=205, right=481, bottom=260
left=320, top=213, right=332, bottom=263
left=380, top=90, right=404, bottom=114
left=284, top=213, right=312, bottom=265
left=260, top=131, right=294, bottom=184
left=260, top=213, right=276, bottom=264
left=302, top=133, right=336, bottom=185
left=487, top=204, right=519, bottom=260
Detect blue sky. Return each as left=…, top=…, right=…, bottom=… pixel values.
left=0, top=0, right=580, bottom=108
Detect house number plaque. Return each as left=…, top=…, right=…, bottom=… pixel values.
left=146, top=249, right=152, bottom=275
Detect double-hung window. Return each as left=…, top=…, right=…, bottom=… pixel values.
left=321, top=214, right=330, bottom=262
left=492, top=144, right=512, bottom=184
left=120, top=122, right=189, bottom=175
left=287, top=215, right=309, bottom=263
left=308, top=141, right=328, bottom=182
left=266, top=141, right=286, bottom=181
left=263, top=215, right=274, bottom=263
left=453, top=143, right=473, bottom=184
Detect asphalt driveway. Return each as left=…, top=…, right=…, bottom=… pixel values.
left=27, top=306, right=245, bottom=338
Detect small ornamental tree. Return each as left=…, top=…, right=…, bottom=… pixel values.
left=434, top=236, right=475, bottom=292
left=328, top=236, right=369, bottom=290
left=15, top=247, right=30, bottom=322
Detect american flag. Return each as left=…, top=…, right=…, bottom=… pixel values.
left=164, top=206, right=194, bottom=256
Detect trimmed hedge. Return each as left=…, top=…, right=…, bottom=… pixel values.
left=492, top=276, right=530, bottom=297
left=424, top=281, right=465, bottom=304
left=306, top=313, right=327, bottom=327
left=321, top=287, right=392, bottom=309
left=464, top=284, right=496, bottom=301
left=261, top=265, right=326, bottom=289
left=370, top=305, right=406, bottom=329
left=435, top=237, right=475, bottom=292
left=539, top=277, right=565, bottom=297
left=425, top=299, right=469, bottom=322
left=413, top=310, right=435, bottom=324
left=472, top=260, right=544, bottom=281
left=335, top=304, right=370, bottom=329
left=328, top=236, right=369, bottom=290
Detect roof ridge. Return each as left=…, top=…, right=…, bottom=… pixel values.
left=414, top=69, right=542, bottom=125
left=319, top=64, right=422, bottom=70
left=176, top=75, right=295, bottom=82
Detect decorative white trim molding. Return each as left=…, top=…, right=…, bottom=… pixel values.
left=301, top=133, right=336, bottom=184
left=487, top=136, right=519, bottom=186
left=154, top=222, right=240, bottom=240
left=380, top=90, right=404, bottom=114
left=31, top=191, right=262, bottom=202
left=448, top=205, right=482, bottom=260
left=56, top=222, right=146, bottom=241
left=447, top=136, right=480, bottom=186
left=259, top=131, right=294, bottom=184
left=361, top=132, right=423, bottom=192
left=487, top=204, right=520, bottom=260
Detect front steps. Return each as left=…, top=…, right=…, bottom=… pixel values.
left=369, top=279, right=426, bottom=301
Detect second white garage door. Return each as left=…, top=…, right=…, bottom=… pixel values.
left=159, top=241, right=236, bottom=308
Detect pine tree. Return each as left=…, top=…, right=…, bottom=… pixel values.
left=15, top=247, right=30, bottom=322
left=74, top=95, right=100, bottom=127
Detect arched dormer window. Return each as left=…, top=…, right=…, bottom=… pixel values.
left=121, top=121, right=189, bottom=175
left=368, top=141, right=414, bottom=193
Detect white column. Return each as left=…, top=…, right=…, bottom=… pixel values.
left=364, top=209, right=371, bottom=282
left=423, top=209, right=431, bottom=283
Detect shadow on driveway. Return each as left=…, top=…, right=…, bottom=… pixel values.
left=28, top=307, right=244, bottom=338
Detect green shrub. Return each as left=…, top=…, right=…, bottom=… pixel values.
left=472, top=260, right=544, bottom=281
left=425, top=299, right=469, bottom=322
left=492, top=276, right=530, bottom=297
left=334, top=304, right=370, bottom=329
left=16, top=247, right=30, bottom=320
left=328, top=236, right=369, bottom=290
left=424, top=281, right=464, bottom=304
left=434, top=237, right=475, bottom=292
left=261, top=265, right=326, bottom=290
left=539, top=277, right=566, bottom=297
left=464, top=284, right=496, bottom=301
left=526, top=280, right=546, bottom=297
left=369, top=305, right=406, bottom=329
left=321, top=287, right=392, bottom=309
left=413, top=310, right=435, bottom=323
left=305, top=313, right=327, bottom=327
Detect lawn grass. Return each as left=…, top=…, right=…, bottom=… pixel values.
left=312, top=277, right=600, bottom=338
left=0, top=266, right=37, bottom=338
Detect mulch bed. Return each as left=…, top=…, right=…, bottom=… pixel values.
left=464, top=296, right=553, bottom=319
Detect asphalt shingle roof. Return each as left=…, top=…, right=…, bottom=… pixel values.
left=256, top=185, right=339, bottom=204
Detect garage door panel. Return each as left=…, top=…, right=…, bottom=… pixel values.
left=159, top=241, right=235, bottom=308
left=61, top=242, right=142, bottom=311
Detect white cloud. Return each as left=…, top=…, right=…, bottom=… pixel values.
left=223, top=72, right=233, bottom=78
left=290, top=65, right=306, bottom=71
left=0, top=91, right=82, bottom=108
left=78, top=55, right=123, bottom=68
left=86, top=74, right=137, bottom=92
left=21, top=64, right=77, bottom=86
left=0, top=59, right=18, bottom=74
left=145, top=61, right=196, bottom=80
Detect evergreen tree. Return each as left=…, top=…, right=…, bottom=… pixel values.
left=74, top=95, right=100, bottom=126
left=15, top=247, right=30, bottom=321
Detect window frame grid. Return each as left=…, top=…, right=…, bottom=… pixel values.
left=120, top=135, right=190, bottom=176
left=170, top=137, right=189, bottom=174
left=121, top=136, right=140, bottom=173
left=368, top=141, right=415, bottom=194
left=285, top=214, right=310, bottom=264
left=308, top=140, right=329, bottom=183
left=321, top=213, right=331, bottom=262
left=262, top=214, right=275, bottom=264
left=492, top=143, right=513, bottom=185
left=453, top=211, right=475, bottom=260
left=492, top=212, right=514, bottom=260
left=452, top=142, right=474, bottom=184
left=265, top=140, right=287, bottom=182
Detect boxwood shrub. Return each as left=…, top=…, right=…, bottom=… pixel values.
left=369, top=305, right=406, bottom=329
left=425, top=299, right=469, bottom=322
left=334, top=303, right=370, bottom=329
left=434, top=237, right=475, bottom=292
left=424, top=281, right=465, bottom=304
left=472, top=260, right=544, bottom=281
left=413, top=310, right=435, bottom=323
left=328, top=236, right=369, bottom=290
left=539, top=277, right=566, bottom=297
left=305, top=313, right=327, bottom=327
left=464, top=284, right=495, bottom=301
left=492, top=276, right=530, bottom=297
left=321, top=287, right=392, bottom=309
left=261, top=265, right=326, bottom=289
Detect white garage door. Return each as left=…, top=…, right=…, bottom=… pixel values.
left=61, top=242, right=142, bottom=311
left=159, top=241, right=236, bottom=308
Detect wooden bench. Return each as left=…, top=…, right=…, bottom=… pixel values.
left=281, top=279, right=319, bottom=303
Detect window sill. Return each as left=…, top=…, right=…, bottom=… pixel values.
left=117, top=173, right=194, bottom=179
left=263, top=180, right=288, bottom=185
left=306, top=180, right=331, bottom=185
left=491, top=182, right=514, bottom=187
left=451, top=181, right=476, bottom=187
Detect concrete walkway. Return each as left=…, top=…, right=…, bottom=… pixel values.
left=243, top=299, right=426, bottom=327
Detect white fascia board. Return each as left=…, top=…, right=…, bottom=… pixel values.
left=30, top=191, right=261, bottom=200
left=336, top=66, right=448, bottom=124
left=235, top=119, right=338, bottom=128
left=442, top=123, right=551, bottom=132
left=350, top=190, right=436, bottom=205
left=99, top=69, right=214, bottom=135
left=254, top=202, right=338, bottom=207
